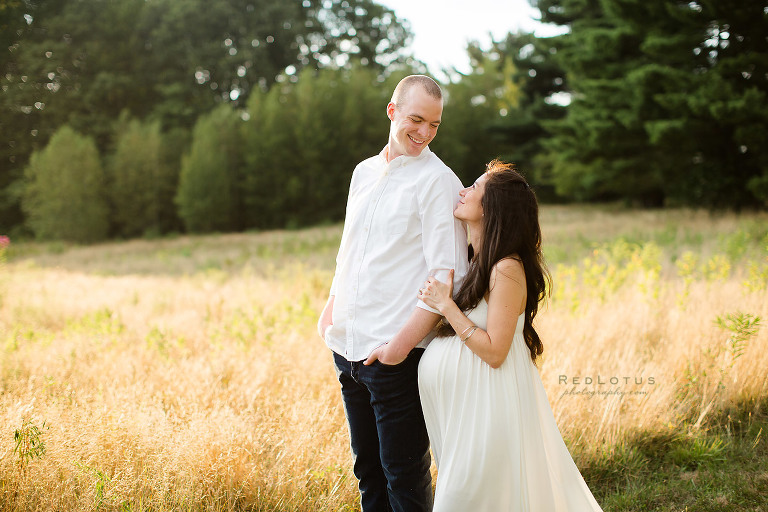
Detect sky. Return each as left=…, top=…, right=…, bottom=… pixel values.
left=375, top=0, right=564, bottom=79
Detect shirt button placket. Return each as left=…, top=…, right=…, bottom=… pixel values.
left=347, top=166, right=391, bottom=361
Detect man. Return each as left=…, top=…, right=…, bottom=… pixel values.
left=317, top=75, right=468, bottom=511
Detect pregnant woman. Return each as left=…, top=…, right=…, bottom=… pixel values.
left=417, top=160, right=603, bottom=511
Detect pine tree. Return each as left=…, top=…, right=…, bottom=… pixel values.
left=535, top=0, right=768, bottom=208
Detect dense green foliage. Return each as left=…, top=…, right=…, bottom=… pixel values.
left=431, top=48, right=521, bottom=186
left=176, top=106, right=245, bottom=233
left=21, top=125, right=108, bottom=242
left=242, top=66, right=394, bottom=229
left=2, top=0, right=767, bottom=240
left=109, top=116, right=177, bottom=238
left=1, top=0, right=414, bottom=237
left=432, top=34, right=568, bottom=196
left=535, top=0, right=768, bottom=207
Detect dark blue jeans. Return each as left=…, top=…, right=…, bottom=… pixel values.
left=333, top=349, right=433, bottom=512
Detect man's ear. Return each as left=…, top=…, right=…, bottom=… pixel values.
left=386, top=102, right=396, bottom=121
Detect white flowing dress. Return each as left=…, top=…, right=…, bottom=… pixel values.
left=418, top=298, right=603, bottom=511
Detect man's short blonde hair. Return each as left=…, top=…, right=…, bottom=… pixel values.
left=390, top=75, right=442, bottom=107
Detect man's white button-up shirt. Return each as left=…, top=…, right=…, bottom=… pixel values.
left=325, top=146, right=469, bottom=361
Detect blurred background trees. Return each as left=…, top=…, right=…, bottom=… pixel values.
left=2, top=0, right=767, bottom=241
left=21, top=125, right=108, bottom=242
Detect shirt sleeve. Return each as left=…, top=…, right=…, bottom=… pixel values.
left=329, top=166, right=360, bottom=297
left=416, top=168, right=469, bottom=313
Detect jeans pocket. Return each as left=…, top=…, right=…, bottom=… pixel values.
left=373, top=358, right=409, bottom=372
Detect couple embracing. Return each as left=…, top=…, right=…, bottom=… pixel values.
left=317, top=75, right=603, bottom=512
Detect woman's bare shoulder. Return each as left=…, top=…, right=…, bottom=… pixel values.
left=492, top=256, right=523, bottom=277
left=490, top=256, right=525, bottom=289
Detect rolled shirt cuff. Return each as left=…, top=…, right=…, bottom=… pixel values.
left=416, top=299, right=440, bottom=315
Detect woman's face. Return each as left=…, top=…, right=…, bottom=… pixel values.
left=454, top=173, right=488, bottom=223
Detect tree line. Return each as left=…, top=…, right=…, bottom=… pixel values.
left=2, top=0, right=766, bottom=242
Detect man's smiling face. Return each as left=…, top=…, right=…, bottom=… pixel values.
left=386, top=86, right=443, bottom=161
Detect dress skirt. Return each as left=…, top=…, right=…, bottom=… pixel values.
left=418, top=299, right=603, bottom=511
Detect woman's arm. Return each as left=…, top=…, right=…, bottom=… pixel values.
left=363, top=307, right=441, bottom=366
left=422, top=259, right=527, bottom=368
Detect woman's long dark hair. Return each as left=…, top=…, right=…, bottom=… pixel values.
left=436, top=159, right=551, bottom=363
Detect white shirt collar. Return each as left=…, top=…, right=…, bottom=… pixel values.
left=380, top=145, right=432, bottom=167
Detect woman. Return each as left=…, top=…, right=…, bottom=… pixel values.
left=417, top=160, right=603, bottom=511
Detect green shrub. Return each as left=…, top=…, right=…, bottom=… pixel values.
left=21, top=126, right=108, bottom=242
left=109, top=117, right=176, bottom=238
left=175, top=105, right=243, bottom=233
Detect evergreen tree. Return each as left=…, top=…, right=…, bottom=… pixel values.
left=640, top=0, right=768, bottom=207
left=534, top=0, right=768, bottom=207
left=484, top=32, right=569, bottom=200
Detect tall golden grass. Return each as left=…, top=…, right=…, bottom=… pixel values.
left=1, top=206, right=767, bottom=510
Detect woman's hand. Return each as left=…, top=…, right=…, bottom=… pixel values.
left=418, top=269, right=455, bottom=314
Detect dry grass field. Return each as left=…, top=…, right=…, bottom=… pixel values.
left=1, top=205, right=767, bottom=511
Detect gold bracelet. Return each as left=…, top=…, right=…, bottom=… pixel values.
left=461, top=326, right=478, bottom=342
